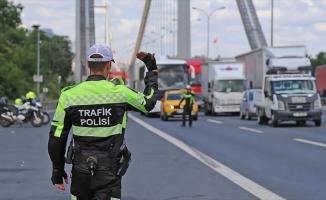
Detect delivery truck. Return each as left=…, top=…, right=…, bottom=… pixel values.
left=201, top=61, right=246, bottom=115
left=236, top=46, right=322, bottom=127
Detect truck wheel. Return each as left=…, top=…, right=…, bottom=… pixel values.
left=258, top=115, right=263, bottom=125
left=314, top=119, right=321, bottom=127
left=204, top=102, right=211, bottom=116
left=271, top=114, right=278, bottom=127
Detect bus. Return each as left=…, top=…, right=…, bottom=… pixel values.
left=137, top=56, right=188, bottom=116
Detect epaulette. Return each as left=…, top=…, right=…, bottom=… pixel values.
left=61, top=85, right=76, bottom=93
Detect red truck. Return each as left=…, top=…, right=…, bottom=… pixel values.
left=186, top=59, right=204, bottom=109
left=185, top=59, right=204, bottom=93
left=315, top=64, right=326, bottom=97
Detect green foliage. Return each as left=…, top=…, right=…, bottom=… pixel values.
left=0, top=0, right=23, bottom=30
left=311, top=52, right=326, bottom=72
left=0, top=0, right=74, bottom=100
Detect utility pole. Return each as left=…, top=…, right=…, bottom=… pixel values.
left=32, top=25, right=41, bottom=97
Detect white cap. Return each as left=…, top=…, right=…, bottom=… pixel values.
left=87, top=44, right=115, bottom=62
left=186, top=85, right=191, bottom=89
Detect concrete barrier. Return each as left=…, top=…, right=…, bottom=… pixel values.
left=42, top=100, right=58, bottom=111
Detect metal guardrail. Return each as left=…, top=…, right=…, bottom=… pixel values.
left=42, top=99, right=326, bottom=110
left=42, top=100, right=58, bottom=111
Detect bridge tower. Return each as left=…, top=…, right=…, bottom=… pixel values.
left=75, top=0, right=96, bottom=83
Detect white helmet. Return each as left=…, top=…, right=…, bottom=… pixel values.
left=186, top=85, right=191, bottom=89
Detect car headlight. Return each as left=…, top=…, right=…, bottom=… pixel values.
left=166, top=104, right=174, bottom=109
left=314, top=99, right=321, bottom=109
left=277, top=100, right=285, bottom=110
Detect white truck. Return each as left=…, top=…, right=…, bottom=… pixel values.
left=236, top=46, right=322, bottom=127
left=201, top=61, right=246, bottom=115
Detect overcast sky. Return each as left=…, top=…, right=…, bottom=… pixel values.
left=12, top=0, right=326, bottom=63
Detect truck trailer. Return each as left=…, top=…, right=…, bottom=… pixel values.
left=315, top=64, right=326, bottom=97
left=236, top=46, right=322, bottom=127
left=201, top=61, right=246, bottom=115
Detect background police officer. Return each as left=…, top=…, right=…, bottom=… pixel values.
left=178, top=85, right=195, bottom=127
left=48, top=44, right=158, bottom=200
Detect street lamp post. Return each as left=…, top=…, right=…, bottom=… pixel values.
left=32, top=25, right=41, bottom=97
left=271, top=0, right=274, bottom=46
left=192, top=6, right=225, bottom=58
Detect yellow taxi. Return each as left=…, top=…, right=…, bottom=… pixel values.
left=160, top=89, right=198, bottom=121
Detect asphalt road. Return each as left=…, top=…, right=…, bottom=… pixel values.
left=0, top=110, right=326, bottom=200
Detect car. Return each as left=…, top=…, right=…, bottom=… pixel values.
left=194, top=93, right=204, bottom=110
left=160, top=89, right=198, bottom=121
left=240, top=89, right=261, bottom=120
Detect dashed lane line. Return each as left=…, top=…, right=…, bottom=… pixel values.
left=207, top=119, right=223, bottom=124
left=129, top=113, right=285, bottom=200
left=239, top=126, right=264, bottom=134
left=294, top=138, right=326, bottom=148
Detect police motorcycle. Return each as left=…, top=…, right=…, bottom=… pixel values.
left=0, top=97, right=43, bottom=127
left=27, top=97, right=50, bottom=125
left=23, top=91, right=50, bottom=125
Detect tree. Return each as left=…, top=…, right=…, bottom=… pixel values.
left=0, top=0, right=23, bottom=30
left=0, top=0, right=74, bottom=100
left=311, top=52, right=326, bottom=72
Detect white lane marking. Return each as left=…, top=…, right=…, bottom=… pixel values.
left=129, top=113, right=285, bottom=200
left=294, top=138, right=326, bottom=148
left=207, top=119, right=223, bottom=124
left=239, top=126, right=263, bottom=134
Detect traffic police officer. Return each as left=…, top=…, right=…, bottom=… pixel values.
left=48, top=44, right=158, bottom=200
left=178, top=85, right=195, bottom=127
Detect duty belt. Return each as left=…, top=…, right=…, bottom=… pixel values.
left=73, top=154, right=116, bottom=166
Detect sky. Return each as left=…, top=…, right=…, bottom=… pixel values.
left=11, top=0, right=326, bottom=63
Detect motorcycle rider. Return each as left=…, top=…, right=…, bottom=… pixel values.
left=48, top=44, right=158, bottom=200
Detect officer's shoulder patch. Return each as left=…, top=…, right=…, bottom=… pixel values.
left=61, top=85, right=77, bottom=93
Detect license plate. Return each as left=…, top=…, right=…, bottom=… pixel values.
left=293, top=112, right=307, bottom=117
left=177, top=110, right=183, bottom=114
left=292, top=97, right=306, bottom=103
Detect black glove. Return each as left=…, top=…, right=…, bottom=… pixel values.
left=142, top=53, right=157, bottom=71
left=51, top=169, right=67, bottom=185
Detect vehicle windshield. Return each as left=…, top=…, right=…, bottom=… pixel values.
left=272, top=80, right=316, bottom=94
left=215, top=80, right=246, bottom=93
left=167, top=93, right=183, bottom=100
left=158, top=64, right=188, bottom=90
left=189, top=74, right=201, bottom=86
